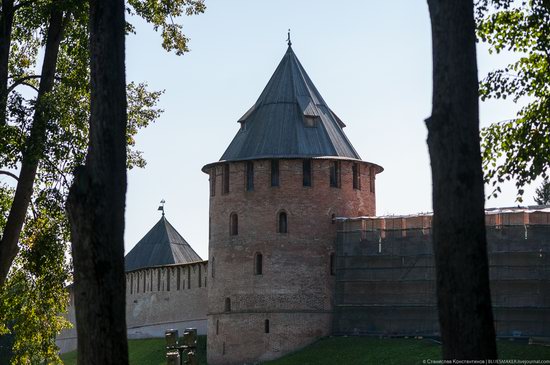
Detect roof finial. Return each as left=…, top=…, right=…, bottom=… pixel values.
left=287, top=29, right=292, bottom=47
left=158, top=199, right=166, bottom=216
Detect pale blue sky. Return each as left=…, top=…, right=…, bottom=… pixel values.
left=124, top=0, right=537, bottom=259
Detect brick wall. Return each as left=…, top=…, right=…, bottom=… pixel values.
left=56, top=261, right=208, bottom=353
left=125, top=261, right=208, bottom=338
left=205, top=158, right=379, bottom=364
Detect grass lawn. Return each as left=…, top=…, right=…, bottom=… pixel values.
left=266, top=337, right=550, bottom=365
left=264, top=337, right=442, bottom=365
left=60, top=335, right=207, bottom=365
left=61, top=336, right=550, bottom=365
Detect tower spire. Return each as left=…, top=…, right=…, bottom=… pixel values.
left=158, top=199, right=166, bottom=216
left=287, top=29, right=292, bottom=47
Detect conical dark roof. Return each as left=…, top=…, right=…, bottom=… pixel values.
left=220, top=45, right=361, bottom=162
left=125, top=216, right=202, bottom=272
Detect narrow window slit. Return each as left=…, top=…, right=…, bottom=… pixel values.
left=230, top=213, right=238, bottom=236
left=303, top=159, right=312, bottom=187
left=255, top=253, right=263, bottom=275
left=271, top=160, right=279, bottom=187
left=278, top=212, right=288, bottom=234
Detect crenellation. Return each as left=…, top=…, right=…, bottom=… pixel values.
left=338, top=210, right=550, bottom=236
left=124, top=262, right=207, bottom=298
left=529, top=211, right=550, bottom=225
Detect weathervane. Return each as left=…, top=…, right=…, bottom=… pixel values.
left=158, top=199, right=166, bottom=216
left=287, top=29, right=292, bottom=47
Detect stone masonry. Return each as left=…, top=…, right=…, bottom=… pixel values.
left=56, top=261, right=208, bottom=353
left=205, top=158, right=381, bottom=364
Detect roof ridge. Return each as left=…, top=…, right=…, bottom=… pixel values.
left=291, top=49, right=325, bottom=107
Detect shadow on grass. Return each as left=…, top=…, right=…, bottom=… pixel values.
left=264, top=337, right=550, bottom=365
left=60, top=335, right=207, bottom=365
left=61, top=335, right=550, bottom=365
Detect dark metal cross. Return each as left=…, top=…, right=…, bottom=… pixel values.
left=287, top=29, right=292, bottom=47
left=158, top=199, right=166, bottom=216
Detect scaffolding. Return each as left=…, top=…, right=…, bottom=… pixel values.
left=333, top=213, right=550, bottom=338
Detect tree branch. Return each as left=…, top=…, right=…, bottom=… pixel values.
left=0, top=170, right=18, bottom=181
left=8, top=75, right=62, bottom=93
left=18, top=81, right=39, bottom=93
left=41, top=158, right=71, bottom=190
left=7, top=75, right=41, bottom=93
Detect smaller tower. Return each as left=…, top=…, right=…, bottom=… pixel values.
left=123, top=215, right=208, bottom=341
left=124, top=212, right=202, bottom=272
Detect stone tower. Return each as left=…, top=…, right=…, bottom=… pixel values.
left=203, top=44, right=383, bottom=364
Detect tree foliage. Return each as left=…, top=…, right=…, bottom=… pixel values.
left=476, top=0, right=550, bottom=200
left=534, top=178, right=550, bottom=205
left=127, top=0, right=206, bottom=55
left=0, top=189, right=71, bottom=364
left=0, top=0, right=203, bottom=362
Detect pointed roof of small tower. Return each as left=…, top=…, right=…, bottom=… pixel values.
left=219, top=45, right=362, bottom=162
left=125, top=216, right=202, bottom=272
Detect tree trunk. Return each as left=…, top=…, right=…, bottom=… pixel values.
left=0, top=0, right=15, bottom=126
left=426, top=0, right=497, bottom=360
left=66, top=0, right=128, bottom=363
left=0, top=7, right=64, bottom=286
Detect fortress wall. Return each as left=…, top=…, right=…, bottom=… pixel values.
left=56, top=261, right=208, bottom=353
left=126, top=261, right=208, bottom=338
left=56, top=289, right=77, bottom=354
left=206, top=158, right=378, bottom=365
left=334, top=210, right=550, bottom=337
left=125, top=261, right=207, bottom=297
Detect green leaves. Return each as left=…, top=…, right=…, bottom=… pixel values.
left=477, top=0, right=550, bottom=200
left=127, top=82, right=164, bottom=169
left=534, top=178, right=550, bottom=204
left=0, top=0, right=181, bottom=362
left=127, top=0, right=206, bottom=55
left=0, top=0, right=202, bottom=360
left=0, top=188, right=71, bottom=365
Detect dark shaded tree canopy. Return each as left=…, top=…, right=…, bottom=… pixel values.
left=534, top=178, right=550, bottom=205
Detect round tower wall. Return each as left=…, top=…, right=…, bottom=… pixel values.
left=205, top=158, right=377, bottom=364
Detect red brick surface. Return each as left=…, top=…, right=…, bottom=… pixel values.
left=205, top=158, right=379, bottom=364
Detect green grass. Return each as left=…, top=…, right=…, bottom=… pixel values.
left=497, top=339, right=550, bottom=360
left=264, top=337, right=442, bottom=365
left=61, top=336, right=550, bottom=365
left=60, top=335, right=206, bottom=365
left=265, top=337, right=550, bottom=365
